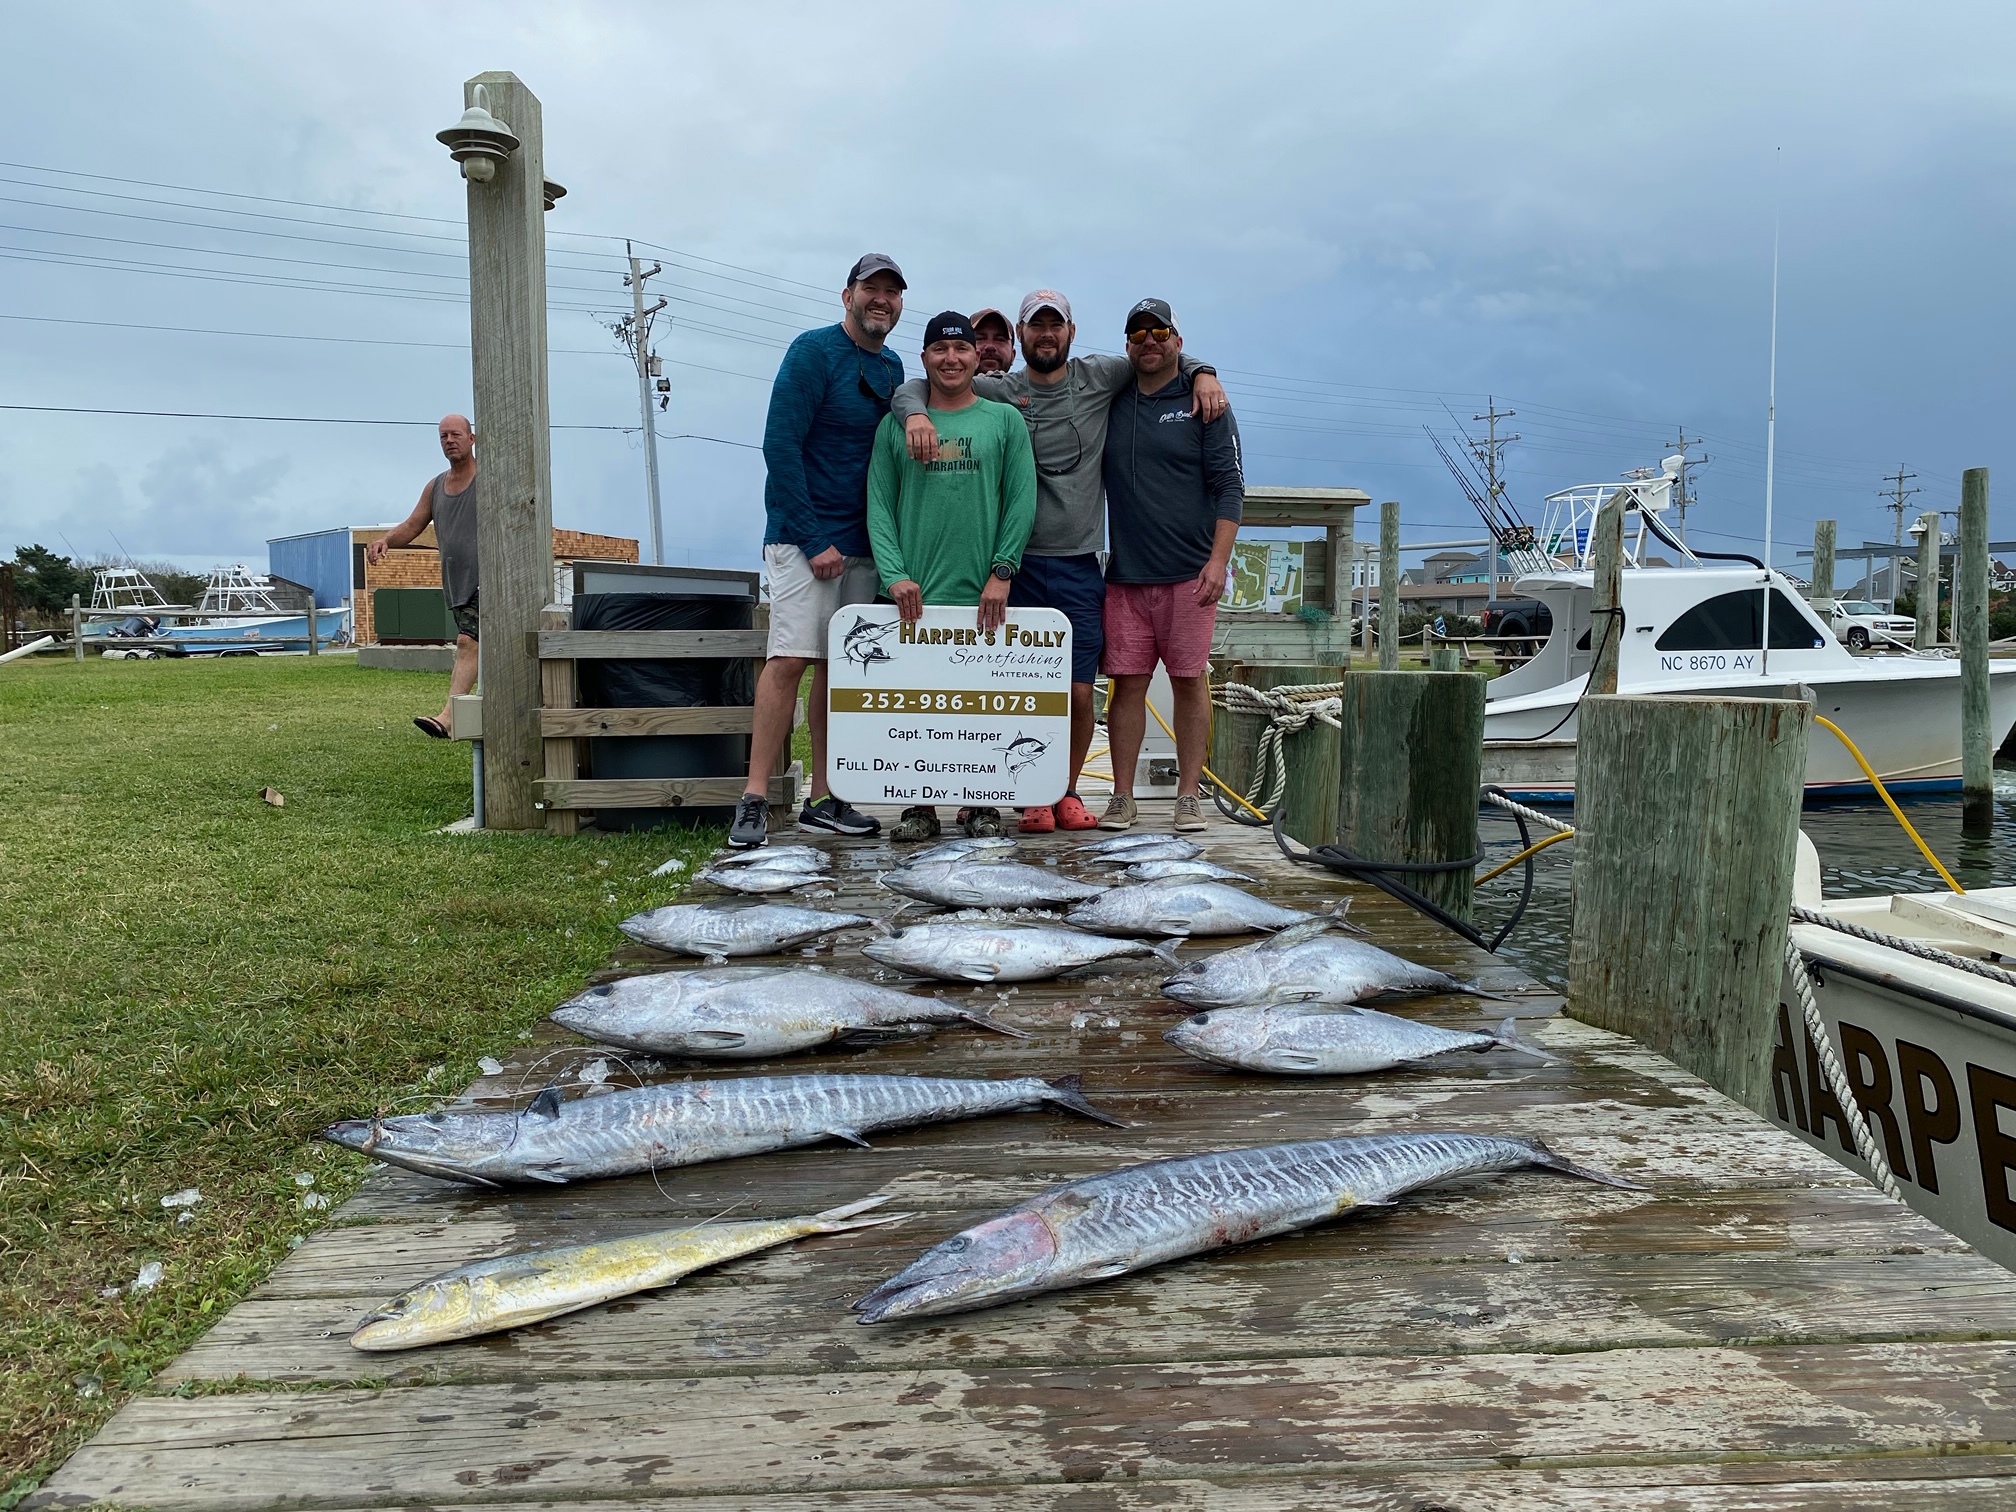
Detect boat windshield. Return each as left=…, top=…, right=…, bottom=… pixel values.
left=1655, top=588, right=1826, bottom=652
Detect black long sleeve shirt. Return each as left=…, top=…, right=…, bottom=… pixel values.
left=1101, top=369, right=1245, bottom=584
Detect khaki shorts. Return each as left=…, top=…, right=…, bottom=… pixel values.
left=763, top=543, right=880, bottom=659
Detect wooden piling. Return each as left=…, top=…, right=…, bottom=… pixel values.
left=1589, top=488, right=1624, bottom=695
left=71, top=593, right=83, bottom=663
left=1915, top=510, right=1941, bottom=651
left=1959, top=468, right=1991, bottom=834
left=1208, top=664, right=1344, bottom=846
left=1567, top=694, right=1808, bottom=1118
left=1429, top=645, right=1460, bottom=672
left=1810, top=520, right=1836, bottom=609
left=463, top=71, right=554, bottom=831
left=1335, top=670, right=1484, bottom=921
left=1377, top=501, right=1401, bottom=672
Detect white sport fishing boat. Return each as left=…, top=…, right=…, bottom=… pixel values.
left=1779, top=835, right=2016, bottom=1272
left=160, top=566, right=347, bottom=655
left=1479, top=462, right=2016, bottom=800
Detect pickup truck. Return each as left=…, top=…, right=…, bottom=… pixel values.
left=1479, top=598, right=1553, bottom=648
left=1828, top=599, right=1916, bottom=651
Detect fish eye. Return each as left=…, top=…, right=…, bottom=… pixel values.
left=1189, top=1013, right=1209, bottom=1025
left=943, top=1236, right=970, bottom=1252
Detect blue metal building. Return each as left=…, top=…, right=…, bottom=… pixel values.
left=267, top=527, right=361, bottom=611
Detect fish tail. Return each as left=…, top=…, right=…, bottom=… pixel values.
left=1459, top=981, right=1513, bottom=1003
left=1490, top=1015, right=1565, bottom=1064
left=806, top=1194, right=915, bottom=1231
left=961, top=1009, right=1031, bottom=1039
left=1044, top=1073, right=1128, bottom=1128
left=1147, top=937, right=1183, bottom=966
left=1326, top=900, right=1368, bottom=936
left=1519, top=1136, right=1646, bottom=1190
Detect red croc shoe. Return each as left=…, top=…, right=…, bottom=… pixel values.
left=1053, top=793, right=1101, bottom=830
left=1018, top=805, right=1056, bottom=834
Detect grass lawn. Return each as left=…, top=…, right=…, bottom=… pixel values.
left=0, top=655, right=717, bottom=1505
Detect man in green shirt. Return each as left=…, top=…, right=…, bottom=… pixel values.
left=866, top=310, right=1038, bottom=840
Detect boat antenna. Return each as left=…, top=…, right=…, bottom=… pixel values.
left=1762, top=148, right=1781, bottom=676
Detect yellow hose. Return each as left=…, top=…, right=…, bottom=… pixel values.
left=1141, top=694, right=1273, bottom=822
left=1811, top=714, right=1964, bottom=894
left=1476, top=828, right=1574, bottom=885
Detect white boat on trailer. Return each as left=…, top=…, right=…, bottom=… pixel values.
left=1479, top=463, right=2016, bottom=800
left=1779, top=836, right=2016, bottom=1273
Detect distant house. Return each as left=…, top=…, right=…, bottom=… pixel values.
left=268, top=525, right=640, bottom=645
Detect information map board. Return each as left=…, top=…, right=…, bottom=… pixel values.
left=825, top=604, right=1071, bottom=809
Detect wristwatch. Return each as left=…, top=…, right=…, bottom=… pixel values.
left=991, top=562, right=1016, bottom=581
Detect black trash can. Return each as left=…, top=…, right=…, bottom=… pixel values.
left=571, top=564, right=759, bottom=831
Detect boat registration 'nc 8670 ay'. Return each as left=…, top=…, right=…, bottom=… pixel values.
left=825, top=604, right=1072, bottom=809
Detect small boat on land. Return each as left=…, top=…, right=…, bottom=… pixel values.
left=1478, top=467, right=2016, bottom=800
left=83, top=565, right=347, bottom=656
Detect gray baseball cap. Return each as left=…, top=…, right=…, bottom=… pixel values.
left=1019, top=288, right=1073, bottom=323
left=847, top=253, right=907, bottom=288
left=1125, top=297, right=1178, bottom=334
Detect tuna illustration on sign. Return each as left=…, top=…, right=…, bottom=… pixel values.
left=842, top=616, right=899, bottom=673
left=1001, top=732, right=1048, bottom=776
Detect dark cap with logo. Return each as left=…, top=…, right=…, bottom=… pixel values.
left=1124, top=297, right=1178, bottom=334
left=922, top=311, right=976, bottom=349
left=847, top=253, right=907, bottom=288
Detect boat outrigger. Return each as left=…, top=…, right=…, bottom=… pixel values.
left=1475, top=462, right=2016, bottom=799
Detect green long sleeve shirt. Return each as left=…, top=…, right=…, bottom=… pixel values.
left=865, top=398, right=1037, bottom=605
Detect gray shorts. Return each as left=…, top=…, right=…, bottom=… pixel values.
left=763, top=543, right=879, bottom=659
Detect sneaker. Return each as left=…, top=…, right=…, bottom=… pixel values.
left=728, top=793, right=770, bottom=848
left=1098, top=794, right=1139, bottom=831
left=1053, top=793, right=1100, bottom=831
left=1172, top=793, right=1207, bottom=832
left=1017, top=805, right=1056, bottom=834
left=798, top=794, right=881, bottom=837
left=891, top=804, right=941, bottom=843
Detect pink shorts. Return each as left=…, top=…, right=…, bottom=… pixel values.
left=1102, top=581, right=1219, bottom=678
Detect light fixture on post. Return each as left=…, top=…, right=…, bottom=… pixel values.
left=542, top=180, right=566, bottom=212
left=437, top=84, right=520, bottom=183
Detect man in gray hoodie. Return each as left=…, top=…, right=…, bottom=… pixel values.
left=891, top=289, right=1226, bottom=832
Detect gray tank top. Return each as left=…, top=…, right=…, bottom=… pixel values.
left=431, top=470, right=480, bottom=608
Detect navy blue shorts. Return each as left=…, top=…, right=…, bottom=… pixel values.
left=1010, top=553, right=1103, bottom=684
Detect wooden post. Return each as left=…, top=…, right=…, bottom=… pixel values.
left=539, top=605, right=579, bottom=836
left=306, top=597, right=319, bottom=657
left=462, top=71, right=553, bottom=831
left=1567, top=695, right=1808, bottom=1118
left=1588, top=489, right=1624, bottom=695
left=1914, top=510, right=1941, bottom=651
left=1810, top=519, right=1835, bottom=610
left=1959, top=468, right=1992, bottom=835
left=1335, top=670, right=1484, bottom=921
left=1378, top=500, right=1400, bottom=672
left=1429, top=645, right=1460, bottom=672
left=1208, top=664, right=1344, bottom=846
left=71, top=593, right=83, bottom=662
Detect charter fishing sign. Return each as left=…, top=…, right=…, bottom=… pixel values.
left=825, top=605, right=1071, bottom=807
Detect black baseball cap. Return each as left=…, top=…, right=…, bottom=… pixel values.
left=921, top=311, right=976, bottom=349
left=847, top=253, right=907, bottom=288
left=1124, top=296, right=1178, bottom=334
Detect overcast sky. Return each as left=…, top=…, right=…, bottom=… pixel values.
left=3, top=2, right=2011, bottom=582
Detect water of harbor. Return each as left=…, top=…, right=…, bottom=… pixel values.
left=1481, top=762, right=2016, bottom=992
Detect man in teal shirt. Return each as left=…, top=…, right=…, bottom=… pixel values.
left=866, top=311, right=1037, bottom=839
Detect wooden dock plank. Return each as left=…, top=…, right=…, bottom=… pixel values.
left=42, top=1342, right=2016, bottom=1508
left=31, top=808, right=2016, bottom=1509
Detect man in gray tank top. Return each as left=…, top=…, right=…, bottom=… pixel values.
left=368, top=413, right=479, bottom=738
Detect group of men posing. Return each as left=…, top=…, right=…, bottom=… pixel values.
left=732, top=252, right=1244, bottom=849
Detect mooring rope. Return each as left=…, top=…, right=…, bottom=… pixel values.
left=1210, top=680, right=1345, bottom=818
left=1781, top=931, right=1904, bottom=1203
left=1790, top=905, right=2016, bottom=991
left=1480, top=790, right=1577, bottom=836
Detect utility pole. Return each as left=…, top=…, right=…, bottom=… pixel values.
left=1470, top=398, right=1518, bottom=605
left=1879, top=467, right=1921, bottom=610
left=1665, top=427, right=1707, bottom=544
left=619, top=244, right=668, bottom=566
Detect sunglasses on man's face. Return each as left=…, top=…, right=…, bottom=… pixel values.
left=1125, top=325, right=1176, bottom=345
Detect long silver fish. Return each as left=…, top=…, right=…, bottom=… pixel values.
left=853, top=1133, right=1642, bottom=1321
left=708, top=845, right=831, bottom=871
left=1075, top=833, right=1203, bottom=859
left=619, top=903, right=872, bottom=957
left=696, top=866, right=825, bottom=896
left=882, top=861, right=1106, bottom=909
left=864, top=921, right=1176, bottom=983
left=1122, top=859, right=1258, bottom=884
left=320, top=1072, right=1123, bottom=1186
left=1160, top=921, right=1498, bottom=1007
left=551, top=967, right=1024, bottom=1057
left=1066, top=881, right=1345, bottom=938
left=1084, top=839, right=1209, bottom=866
left=906, top=836, right=1018, bottom=866
left=1164, top=1006, right=1562, bottom=1075
left=351, top=1195, right=908, bottom=1351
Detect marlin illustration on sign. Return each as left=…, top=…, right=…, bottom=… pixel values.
left=842, top=616, right=899, bottom=673
left=1002, top=732, right=1049, bottom=776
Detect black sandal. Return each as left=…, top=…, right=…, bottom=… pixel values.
left=414, top=716, right=450, bottom=739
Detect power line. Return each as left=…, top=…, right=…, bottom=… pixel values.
left=0, top=400, right=759, bottom=440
